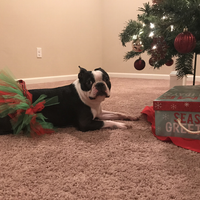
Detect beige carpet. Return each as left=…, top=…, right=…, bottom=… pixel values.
left=1, top=78, right=200, bottom=200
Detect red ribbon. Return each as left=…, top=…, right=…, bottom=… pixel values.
left=18, top=80, right=33, bottom=102
left=25, top=101, right=45, bottom=115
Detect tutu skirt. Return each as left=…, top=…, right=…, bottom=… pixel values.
left=0, top=69, right=59, bottom=137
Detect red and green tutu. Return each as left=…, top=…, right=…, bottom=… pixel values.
left=0, top=69, right=59, bottom=137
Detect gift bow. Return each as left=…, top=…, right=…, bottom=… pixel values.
left=25, top=101, right=45, bottom=115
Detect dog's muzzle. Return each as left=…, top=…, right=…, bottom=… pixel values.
left=89, top=82, right=110, bottom=100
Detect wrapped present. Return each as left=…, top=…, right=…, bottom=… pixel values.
left=153, top=85, right=200, bottom=140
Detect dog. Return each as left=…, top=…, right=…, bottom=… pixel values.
left=0, top=66, right=139, bottom=135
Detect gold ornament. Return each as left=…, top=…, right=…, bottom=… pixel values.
left=132, top=39, right=144, bottom=52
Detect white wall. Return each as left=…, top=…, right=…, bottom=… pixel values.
left=0, top=0, right=199, bottom=79
left=0, top=0, right=102, bottom=79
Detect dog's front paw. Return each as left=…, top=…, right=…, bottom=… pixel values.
left=114, top=122, right=132, bottom=129
left=103, top=121, right=132, bottom=129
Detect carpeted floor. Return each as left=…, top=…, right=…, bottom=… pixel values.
left=1, top=78, right=200, bottom=200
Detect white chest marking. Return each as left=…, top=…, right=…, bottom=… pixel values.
left=73, top=79, right=103, bottom=119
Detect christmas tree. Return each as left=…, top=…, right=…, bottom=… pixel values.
left=119, top=0, right=200, bottom=84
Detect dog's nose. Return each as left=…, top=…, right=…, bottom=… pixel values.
left=95, top=82, right=106, bottom=91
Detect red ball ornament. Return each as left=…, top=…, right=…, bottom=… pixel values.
left=149, top=57, right=156, bottom=66
left=165, top=58, right=174, bottom=66
left=174, top=29, right=196, bottom=54
left=152, top=0, right=163, bottom=4
left=134, top=58, right=146, bottom=70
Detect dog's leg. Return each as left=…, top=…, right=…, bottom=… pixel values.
left=78, top=110, right=139, bottom=131
left=95, top=110, right=140, bottom=130
left=0, top=116, right=13, bottom=135
left=97, top=110, right=140, bottom=121
left=78, top=119, right=131, bottom=131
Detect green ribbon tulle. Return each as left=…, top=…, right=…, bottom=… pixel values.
left=0, top=69, right=59, bottom=136
left=10, top=95, right=59, bottom=136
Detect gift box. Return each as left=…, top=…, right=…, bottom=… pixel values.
left=153, top=85, right=200, bottom=140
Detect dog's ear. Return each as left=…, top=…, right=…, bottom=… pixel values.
left=94, top=67, right=102, bottom=71
left=78, top=66, right=87, bottom=80
left=78, top=66, right=87, bottom=72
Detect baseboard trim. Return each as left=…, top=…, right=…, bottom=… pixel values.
left=109, top=72, right=169, bottom=79
left=109, top=73, right=199, bottom=81
left=109, top=73, right=199, bottom=82
left=20, top=74, right=78, bottom=85
left=20, top=72, right=199, bottom=85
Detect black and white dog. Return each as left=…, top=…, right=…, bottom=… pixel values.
left=0, top=66, right=139, bottom=134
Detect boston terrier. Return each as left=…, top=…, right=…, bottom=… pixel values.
left=0, top=66, right=139, bottom=135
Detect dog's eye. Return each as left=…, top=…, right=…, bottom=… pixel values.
left=104, top=76, right=109, bottom=82
left=86, top=80, right=93, bottom=87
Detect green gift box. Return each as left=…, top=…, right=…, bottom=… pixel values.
left=153, top=85, right=200, bottom=140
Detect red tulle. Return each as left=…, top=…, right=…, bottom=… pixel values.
left=29, top=117, right=54, bottom=137
left=0, top=70, right=59, bottom=136
left=1, top=79, right=55, bottom=136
